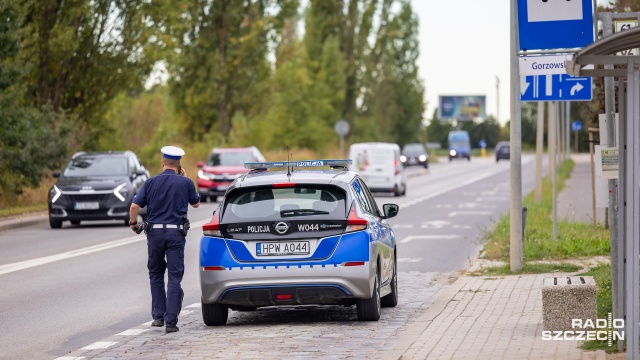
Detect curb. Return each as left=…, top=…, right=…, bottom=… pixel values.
left=0, top=212, right=48, bottom=232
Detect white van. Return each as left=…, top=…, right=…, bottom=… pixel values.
left=348, top=142, right=407, bottom=196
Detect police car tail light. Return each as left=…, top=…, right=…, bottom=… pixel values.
left=203, top=213, right=222, bottom=237
left=203, top=266, right=225, bottom=271
left=113, top=183, right=127, bottom=202
left=273, top=182, right=296, bottom=188
left=345, top=207, right=368, bottom=233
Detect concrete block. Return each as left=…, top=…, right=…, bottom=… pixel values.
left=542, top=276, right=597, bottom=331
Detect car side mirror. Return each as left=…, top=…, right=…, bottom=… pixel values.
left=197, top=161, right=204, bottom=168
left=135, top=168, right=147, bottom=176
left=382, top=204, right=399, bottom=219
left=52, top=171, right=60, bottom=178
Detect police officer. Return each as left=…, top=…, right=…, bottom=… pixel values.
left=129, top=146, right=200, bottom=333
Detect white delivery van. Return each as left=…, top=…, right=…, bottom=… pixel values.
left=348, top=142, right=407, bottom=196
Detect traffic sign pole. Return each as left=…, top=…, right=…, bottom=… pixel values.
left=510, top=0, right=523, bottom=272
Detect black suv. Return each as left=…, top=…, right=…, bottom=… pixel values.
left=48, top=151, right=150, bottom=228
left=401, top=143, right=429, bottom=168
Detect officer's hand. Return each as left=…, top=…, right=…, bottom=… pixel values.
left=130, top=224, right=139, bottom=233
left=179, top=168, right=187, bottom=177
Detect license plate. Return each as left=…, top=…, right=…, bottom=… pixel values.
left=217, top=185, right=228, bottom=191
left=256, top=241, right=309, bottom=256
left=74, top=202, right=99, bottom=210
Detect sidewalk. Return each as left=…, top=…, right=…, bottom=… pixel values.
left=558, top=153, right=606, bottom=224
left=382, top=152, right=622, bottom=360
left=382, top=259, right=623, bottom=360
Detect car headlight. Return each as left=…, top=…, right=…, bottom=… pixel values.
left=50, top=185, right=61, bottom=203
left=114, top=183, right=128, bottom=202
left=400, top=155, right=407, bottom=163
left=449, top=150, right=457, bottom=156
left=198, top=170, right=210, bottom=180
left=419, top=155, right=427, bottom=162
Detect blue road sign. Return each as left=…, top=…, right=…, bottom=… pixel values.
left=517, top=0, right=594, bottom=51
left=479, top=140, right=487, bottom=149
left=571, top=121, right=583, bottom=132
left=520, top=74, right=592, bottom=102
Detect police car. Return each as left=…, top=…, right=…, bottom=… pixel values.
left=199, top=160, right=399, bottom=325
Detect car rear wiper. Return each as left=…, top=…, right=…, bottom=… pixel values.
left=280, top=209, right=330, bottom=217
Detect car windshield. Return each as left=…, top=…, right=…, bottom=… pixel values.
left=63, top=156, right=128, bottom=177
left=403, top=144, right=426, bottom=154
left=207, top=151, right=254, bottom=166
left=222, top=185, right=347, bottom=222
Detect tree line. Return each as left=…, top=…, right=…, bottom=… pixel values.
left=0, top=0, right=425, bottom=200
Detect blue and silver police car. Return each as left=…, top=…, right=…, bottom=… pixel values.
left=199, top=160, right=399, bottom=325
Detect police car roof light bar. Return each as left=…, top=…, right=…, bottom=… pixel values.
left=244, top=159, right=352, bottom=170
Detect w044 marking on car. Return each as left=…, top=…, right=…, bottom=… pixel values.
left=298, top=223, right=319, bottom=231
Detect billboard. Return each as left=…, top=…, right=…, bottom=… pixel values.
left=438, top=95, right=486, bottom=121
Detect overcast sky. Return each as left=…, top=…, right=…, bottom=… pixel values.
left=411, top=0, right=608, bottom=125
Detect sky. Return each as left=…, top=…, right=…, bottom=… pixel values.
left=411, top=0, right=609, bottom=125
left=411, top=0, right=510, bottom=124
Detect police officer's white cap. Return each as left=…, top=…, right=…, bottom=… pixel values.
left=161, top=146, right=185, bottom=160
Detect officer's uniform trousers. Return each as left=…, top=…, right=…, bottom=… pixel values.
left=146, top=226, right=186, bottom=326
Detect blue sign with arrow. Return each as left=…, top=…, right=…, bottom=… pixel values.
left=517, top=0, right=595, bottom=51
left=520, top=74, right=592, bottom=102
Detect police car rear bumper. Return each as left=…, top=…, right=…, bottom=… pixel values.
left=200, top=264, right=372, bottom=306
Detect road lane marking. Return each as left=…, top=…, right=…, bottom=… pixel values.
left=0, top=219, right=210, bottom=275
left=117, top=329, right=149, bottom=336
left=448, top=211, right=493, bottom=217
left=399, top=235, right=460, bottom=243
left=476, top=196, right=508, bottom=201
left=398, top=258, right=423, bottom=263
left=81, top=341, right=118, bottom=350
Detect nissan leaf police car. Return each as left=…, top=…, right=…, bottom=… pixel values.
left=199, top=160, right=399, bottom=325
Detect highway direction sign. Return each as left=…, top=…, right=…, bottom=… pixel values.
left=520, top=74, right=592, bottom=102
left=519, top=55, right=570, bottom=76
left=517, top=0, right=595, bottom=51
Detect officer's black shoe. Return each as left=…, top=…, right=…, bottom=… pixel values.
left=151, top=319, right=164, bottom=327
left=165, top=326, right=179, bottom=333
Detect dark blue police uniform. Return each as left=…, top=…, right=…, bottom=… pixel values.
left=133, top=167, right=200, bottom=328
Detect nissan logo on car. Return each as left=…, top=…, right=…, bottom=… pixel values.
left=275, top=222, right=289, bottom=234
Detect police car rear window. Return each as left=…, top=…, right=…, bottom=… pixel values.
left=222, top=185, right=347, bottom=221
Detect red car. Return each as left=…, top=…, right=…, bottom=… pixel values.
left=197, top=147, right=266, bottom=202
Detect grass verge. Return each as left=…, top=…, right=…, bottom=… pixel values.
left=469, top=262, right=581, bottom=276
left=482, top=159, right=610, bottom=261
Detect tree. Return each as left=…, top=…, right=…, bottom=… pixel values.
left=0, top=1, right=70, bottom=201
left=170, top=0, right=297, bottom=140
left=19, top=0, right=168, bottom=148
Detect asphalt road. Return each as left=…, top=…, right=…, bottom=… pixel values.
left=0, top=155, right=542, bottom=359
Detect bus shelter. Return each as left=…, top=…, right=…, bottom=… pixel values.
left=567, top=25, right=640, bottom=359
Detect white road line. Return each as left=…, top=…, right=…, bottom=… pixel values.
left=448, top=211, right=493, bottom=217
left=398, top=258, right=423, bottom=263
left=54, top=357, right=85, bottom=360
left=399, top=235, right=460, bottom=243
left=117, top=329, right=149, bottom=336
left=81, top=341, right=118, bottom=350
left=0, top=219, right=211, bottom=276
left=185, top=302, right=201, bottom=308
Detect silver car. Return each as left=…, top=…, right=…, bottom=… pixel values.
left=199, top=160, right=399, bottom=325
